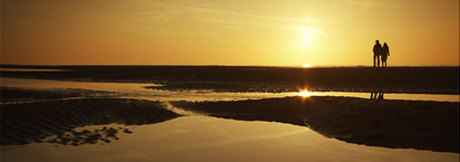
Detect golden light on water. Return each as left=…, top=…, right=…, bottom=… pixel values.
left=299, top=90, right=312, bottom=97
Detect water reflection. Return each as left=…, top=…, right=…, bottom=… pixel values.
left=172, top=96, right=459, bottom=153
left=370, top=92, right=384, bottom=100
left=1, top=78, right=459, bottom=152
left=46, top=127, right=132, bottom=146
left=0, top=68, right=69, bottom=72
left=1, top=77, right=459, bottom=102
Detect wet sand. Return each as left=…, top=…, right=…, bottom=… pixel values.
left=1, top=65, right=458, bottom=94
left=1, top=87, right=458, bottom=153
left=172, top=96, right=459, bottom=153
left=0, top=87, right=116, bottom=103
left=1, top=88, right=180, bottom=146
left=1, top=65, right=459, bottom=161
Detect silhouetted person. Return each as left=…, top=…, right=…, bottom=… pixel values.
left=373, top=40, right=382, bottom=67
left=381, top=43, right=390, bottom=67
left=370, top=92, right=377, bottom=99
left=370, top=92, right=384, bottom=100
left=377, top=92, right=384, bottom=100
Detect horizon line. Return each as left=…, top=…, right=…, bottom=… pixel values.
left=1, top=64, right=459, bottom=68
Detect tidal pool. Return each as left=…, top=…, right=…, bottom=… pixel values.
left=1, top=116, right=458, bottom=162
left=1, top=77, right=458, bottom=162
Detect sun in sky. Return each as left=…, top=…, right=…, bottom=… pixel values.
left=301, top=63, right=312, bottom=68
left=1, top=0, right=458, bottom=66
left=300, top=28, right=315, bottom=47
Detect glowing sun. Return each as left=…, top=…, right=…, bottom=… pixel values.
left=302, top=63, right=312, bottom=68
left=300, top=29, right=314, bottom=47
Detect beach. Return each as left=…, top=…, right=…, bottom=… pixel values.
left=2, top=0, right=459, bottom=161
left=0, top=65, right=459, bottom=162
left=1, top=65, right=458, bottom=94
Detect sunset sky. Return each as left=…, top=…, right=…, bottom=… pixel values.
left=1, top=0, right=459, bottom=66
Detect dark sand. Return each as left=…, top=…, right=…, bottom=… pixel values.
left=172, top=96, right=459, bottom=153
left=1, top=65, right=458, bottom=94
left=1, top=65, right=458, bottom=153
left=0, top=87, right=115, bottom=103
left=2, top=93, right=458, bottom=151
left=0, top=88, right=181, bottom=146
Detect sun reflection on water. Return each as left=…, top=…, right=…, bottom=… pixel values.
left=298, top=90, right=312, bottom=97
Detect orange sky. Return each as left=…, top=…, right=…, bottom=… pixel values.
left=1, top=0, right=459, bottom=66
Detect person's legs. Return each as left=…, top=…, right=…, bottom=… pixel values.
left=373, top=55, right=375, bottom=67
left=373, top=55, right=377, bottom=67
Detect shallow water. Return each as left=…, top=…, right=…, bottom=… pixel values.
left=1, top=116, right=458, bottom=162
left=1, top=77, right=459, bottom=102
left=1, top=77, right=459, bottom=162
left=0, top=68, right=69, bottom=72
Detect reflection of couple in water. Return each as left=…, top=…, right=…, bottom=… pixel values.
left=373, top=40, right=390, bottom=67
left=370, top=39, right=389, bottom=99
left=370, top=92, right=384, bottom=100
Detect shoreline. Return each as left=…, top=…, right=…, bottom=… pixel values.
left=1, top=66, right=458, bottom=154
left=172, top=96, right=459, bottom=153
left=1, top=78, right=459, bottom=103
left=1, top=66, right=458, bottom=95
left=1, top=64, right=459, bottom=68
left=1, top=87, right=458, bottom=153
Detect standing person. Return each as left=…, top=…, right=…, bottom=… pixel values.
left=373, top=40, right=382, bottom=67
left=381, top=43, right=390, bottom=67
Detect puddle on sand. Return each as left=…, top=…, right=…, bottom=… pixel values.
left=1, top=116, right=458, bottom=162
left=1, top=78, right=458, bottom=162
left=0, top=68, right=69, bottom=72
left=1, top=77, right=459, bottom=102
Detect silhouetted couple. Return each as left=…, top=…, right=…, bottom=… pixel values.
left=370, top=92, right=384, bottom=100
left=373, top=40, right=390, bottom=67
